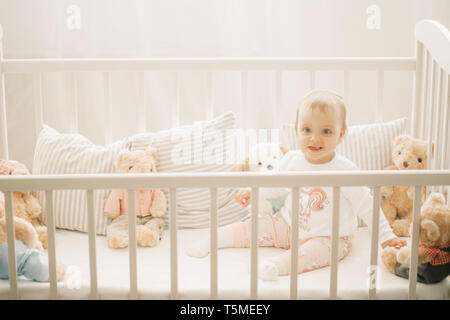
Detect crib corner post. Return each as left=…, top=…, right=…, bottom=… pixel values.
left=0, top=23, right=9, bottom=161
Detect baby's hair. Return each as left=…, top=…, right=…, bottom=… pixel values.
left=295, top=90, right=347, bottom=135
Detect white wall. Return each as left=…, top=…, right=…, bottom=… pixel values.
left=0, top=0, right=449, bottom=168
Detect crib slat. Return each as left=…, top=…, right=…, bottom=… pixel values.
left=309, top=71, right=316, bottom=91
left=173, top=73, right=180, bottom=128
left=86, top=189, right=98, bottom=300
left=127, top=189, right=138, bottom=299
left=411, top=41, right=424, bottom=138
left=4, top=191, right=18, bottom=299
left=274, top=70, right=282, bottom=128
left=45, top=190, right=58, bottom=299
left=290, top=187, right=299, bottom=300
left=432, top=67, right=444, bottom=193
left=368, top=187, right=381, bottom=300
left=343, top=70, right=350, bottom=103
left=329, top=187, right=340, bottom=300
left=33, top=73, right=44, bottom=139
left=210, top=187, right=218, bottom=299
left=0, top=45, right=8, bottom=160
left=443, top=74, right=450, bottom=205
left=103, top=72, right=113, bottom=144
left=205, top=71, right=214, bottom=121
left=70, top=72, right=79, bottom=133
left=138, top=72, right=147, bottom=133
left=376, top=71, right=384, bottom=122
left=440, top=74, right=449, bottom=172
left=427, top=61, right=438, bottom=175
left=250, top=187, right=259, bottom=299
left=408, top=186, right=422, bottom=300
left=240, top=71, right=248, bottom=129
left=170, top=188, right=178, bottom=299
left=419, top=50, right=430, bottom=139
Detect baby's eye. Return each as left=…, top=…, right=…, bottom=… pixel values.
left=323, top=129, right=332, bottom=134
left=417, top=158, right=422, bottom=163
left=302, top=127, right=311, bottom=133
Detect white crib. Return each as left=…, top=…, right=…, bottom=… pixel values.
left=0, top=19, right=449, bottom=300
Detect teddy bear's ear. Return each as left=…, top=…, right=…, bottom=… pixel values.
left=394, top=134, right=410, bottom=146
left=421, top=219, right=440, bottom=242
left=117, top=150, right=129, bottom=166
left=145, top=147, right=158, bottom=162
left=232, top=157, right=250, bottom=172
left=280, top=145, right=288, bottom=155
left=431, top=141, right=435, bottom=158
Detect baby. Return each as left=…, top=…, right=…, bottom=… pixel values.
left=187, top=90, right=406, bottom=280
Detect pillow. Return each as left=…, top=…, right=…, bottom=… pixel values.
left=129, top=111, right=249, bottom=229
left=32, top=125, right=131, bottom=235
left=32, top=112, right=248, bottom=235
left=281, top=118, right=408, bottom=170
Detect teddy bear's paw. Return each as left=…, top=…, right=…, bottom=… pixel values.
left=381, top=247, right=399, bottom=274
left=56, top=260, right=67, bottom=282
left=258, top=260, right=279, bottom=281
left=137, top=227, right=159, bottom=247
left=108, top=232, right=129, bottom=249
left=36, top=226, right=48, bottom=250
left=186, top=241, right=210, bottom=258
left=392, top=220, right=411, bottom=237
left=396, top=248, right=411, bottom=265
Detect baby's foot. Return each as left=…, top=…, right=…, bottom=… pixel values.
left=186, top=240, right=210, bottom=258
left=259, top=260, right=279, bottom=281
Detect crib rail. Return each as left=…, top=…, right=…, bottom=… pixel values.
left=1, top=170, right=449, bottom=300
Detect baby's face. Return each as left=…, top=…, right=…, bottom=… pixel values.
left=297, top=107, right=345, bottom=164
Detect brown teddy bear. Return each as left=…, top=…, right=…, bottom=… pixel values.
left=104, top=147, right=167, bottom=249
left=381, top=135, right=433, bottom=237
left=0, top=159, right=48, bottom=249
left=381, top=192, right=450, bottom=284
left=0, top=216, right=66, bottom=282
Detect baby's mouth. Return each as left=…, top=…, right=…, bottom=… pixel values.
left=308, top=146, right=323, bottom=152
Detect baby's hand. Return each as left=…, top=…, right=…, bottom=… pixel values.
left=235, top=189, right=251, bottom=208
left=381, top=237, right=407, bottom=249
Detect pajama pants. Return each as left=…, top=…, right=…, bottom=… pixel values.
left=232, top=212, right=353, bottom=275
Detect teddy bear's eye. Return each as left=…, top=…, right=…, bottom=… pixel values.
left=129, top=166, right=133, bottom=170
left=398, top=151, right=401, bottom=155
left=258, top=162, right=262, bottom=165
left=418, top=158, right=422, bottom=163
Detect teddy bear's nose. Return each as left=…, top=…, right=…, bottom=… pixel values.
left=129, top=166, right=133, bottom=170
left=267, top=164, right=274, bottom=170
left=403, top=161, right=408, bottom=168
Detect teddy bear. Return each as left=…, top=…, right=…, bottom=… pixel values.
left=104, top=147, right=167, bottom=249
left=381, top=192, right=450, bottom=284
left=232, top=142, right=289, bottom=218
left=0, top=216, right=66, bottom=282
left=0, top=159, right=48, bottom=249
left=381, top=135, right=433, bottom=237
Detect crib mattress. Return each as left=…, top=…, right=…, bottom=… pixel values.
left=0, top=227, right=449, bottom=300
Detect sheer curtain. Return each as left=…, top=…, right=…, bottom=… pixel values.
left=0, top=0, right=449, bottom=167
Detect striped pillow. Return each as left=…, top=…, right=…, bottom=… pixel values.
left=129, top=111, right=249, bottom=229
left=32, top=125, right=131, bottom=235
left=33, top=112, right=249, bottom=234
left=281, top=118, right=408, bottom=170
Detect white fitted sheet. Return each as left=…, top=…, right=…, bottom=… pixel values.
left=1, top=227, right=449, bottom=300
